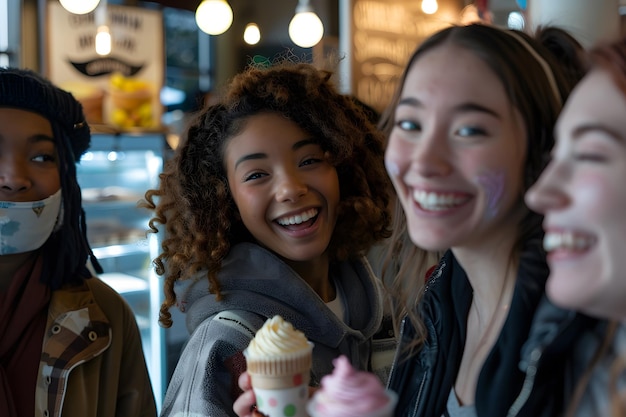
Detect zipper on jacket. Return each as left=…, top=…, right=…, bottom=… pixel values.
left=411, top=372, right=427, bottom=417
left=386, top=315, right=407, bottom=389
left=387, top=264, right=440, bottom=388
left=387, top=316, right=428, bottom=417
left=506, top=346, right=543, bottom=417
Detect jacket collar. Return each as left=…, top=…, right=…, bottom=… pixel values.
left=178, top=242, right=383, bottom=346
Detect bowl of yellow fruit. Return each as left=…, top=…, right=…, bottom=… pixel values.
left=60, top=81, right=105, bottom=124
left=109, top=72, right=154, bottom=128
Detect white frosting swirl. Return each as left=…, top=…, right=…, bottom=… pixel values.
left=247, top=315, right=309, bottom=358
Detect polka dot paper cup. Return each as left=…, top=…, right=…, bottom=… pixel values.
left=244, top=342, right=314, bottom=417
left=253, top=383, right=309, bottom=417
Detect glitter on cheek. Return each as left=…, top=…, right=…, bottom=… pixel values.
left=385, top=158, right=400, bottom=177
left=476, top=172, right=505, bottom=219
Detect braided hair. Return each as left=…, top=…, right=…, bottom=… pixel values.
left=0, top=67, right=102, bottom=288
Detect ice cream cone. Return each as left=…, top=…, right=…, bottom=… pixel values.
left=244, top=316, right=314, bottom=417
left=307, top=389, right=398, bottom=417
left=306, top=355, right=398, bottom=417
left=244, top=342, right=313, bottom=417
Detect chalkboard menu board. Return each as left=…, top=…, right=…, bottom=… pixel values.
left=351, top=0, right=463, bottom=113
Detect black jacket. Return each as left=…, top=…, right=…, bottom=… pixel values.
left=388, top=241, right=599, bottom=417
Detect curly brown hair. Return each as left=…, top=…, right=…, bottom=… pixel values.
left=142, top=62, right=392, bottom=327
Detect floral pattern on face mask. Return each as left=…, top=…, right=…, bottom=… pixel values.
left=0, top=217, right=20, bottom=253
left=0, top=190, right=62, bottom=255
left=0, top=217, right=20, bottom=235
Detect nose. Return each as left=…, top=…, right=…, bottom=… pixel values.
left=274, top=171, right=307, bottom=203
left=408, top=129, right=452, bottom=178
left=525, top=161, right=570, bottom=214
left=0, top=159, right=31, bottom=195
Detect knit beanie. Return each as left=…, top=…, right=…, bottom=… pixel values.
left=0, top=67, right=91, bottom=161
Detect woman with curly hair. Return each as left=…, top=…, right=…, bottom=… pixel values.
left=143, top=62, right=395, bottom=417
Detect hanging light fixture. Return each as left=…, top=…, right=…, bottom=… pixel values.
left=95, top=25, right=111, bottom=55
left=94, top=1, right=110, bottom=56
left=195, top=0, right=233, bottom=35
left=507, top=11, right=525, bottom=29
left=59, top=0, right=101, bottom=15
left=243, top=23, right=261, bottom=45
left=289, top=0, right=324, bottom=48
left=421, top=0, right=438, bottom=14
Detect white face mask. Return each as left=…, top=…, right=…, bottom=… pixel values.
left=0, top=189, right=62, bottom=255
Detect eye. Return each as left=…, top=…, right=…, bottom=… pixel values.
left=396, top=119, right=421, bottom=132
left=456, top=126, right=487, bottom=137
left=243, top=171, right=267, bottom=182
left=573, top=153, right=608, bottom=163
left=300, top=157, right=322, bottom=167
left=32, top=153, right=57, bottom=163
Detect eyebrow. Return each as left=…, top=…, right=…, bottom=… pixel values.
left=29, top=134, right=56, bottom=146
left=234, top=138, right=318, bottom=169
left=570, top=123, right=625, bottom=144
left=397, top=97, right=500, bottom=119
left=0, top=133, right=55, bottom=145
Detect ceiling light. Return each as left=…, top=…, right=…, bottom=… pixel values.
left=422, top=0, right=438, bottom=14
left=244, top=23, right=261, bottom=45
left=289, top=0, right=324, bottom=48
left=507, top=11, right=525, bottom=29
left=195, top=0, right=233, bottom=35
left=95, top=25, right=111, bottom=55
left=59, top=0, right=101, bottom=15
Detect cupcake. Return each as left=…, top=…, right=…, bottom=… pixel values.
left=307, top=355, right=397, bottom=417
left=244, top=315, right=313, bottom=417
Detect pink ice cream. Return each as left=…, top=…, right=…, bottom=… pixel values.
left=308, top=355, right=396, bottom=417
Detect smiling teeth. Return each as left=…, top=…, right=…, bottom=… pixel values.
left=543, top=232, right=595, bottom=252
left=277, top=208, right=318, bottom=226
left=412, top=190, right=468, bottom=211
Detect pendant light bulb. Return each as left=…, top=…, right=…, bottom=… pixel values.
left=95, top=25, right=111, bottom=56
left=244, top=23, right=261, bottom=45
left=289, top=1, right=324, bottom=48
left=195, top=0, right=233, bottom=35
left=59, top=0, right=101, bottom=15
left=422, top=0, right=438, bottom=14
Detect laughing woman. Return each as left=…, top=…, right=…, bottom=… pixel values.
left=143, top=62, right=398, bottom=417
left=526, top=36, right=626, bottom=417
left=382, top=24, right=599, bottom=417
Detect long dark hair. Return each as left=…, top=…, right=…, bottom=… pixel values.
left=41, top=119, right=102, bottom=289
left=379, top=23, right=586, bottom=353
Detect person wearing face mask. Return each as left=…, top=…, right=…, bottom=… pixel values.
left=0, top=67, right=157, bottom=417
left=526, top=36, right=626, bottom=417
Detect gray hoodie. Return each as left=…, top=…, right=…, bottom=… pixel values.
left=161, top=242, right=396, bottom=417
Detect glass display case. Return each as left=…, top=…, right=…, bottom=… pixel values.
left=76, top=131, right=172, bottom=410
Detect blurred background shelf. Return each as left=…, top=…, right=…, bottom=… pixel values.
left=76, top=131, right=186, bottom=411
